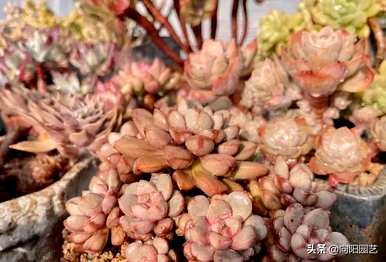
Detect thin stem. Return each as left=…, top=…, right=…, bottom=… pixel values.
left=231, top=0, right=240, bottom=42
left=143, top=0, right=190, bottom=53
left=210, top=0, right=219, bottom=39
left=240, top=0, right=248, bottom=45
left=124, top=8, right=183, bottom=66
left=173, top=0, right=193, bottom=52
left=192, top=24, right=203, bottom=48
left=368, top=18, right=384, bottom=67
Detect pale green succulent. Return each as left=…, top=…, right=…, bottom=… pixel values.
left=304, top=0, right=380, bottom=38
left=258, top=10, right=313, bottom=57
left=362, top=61, right=386, bottom=114
left=61, top=3, right=126, bottom=44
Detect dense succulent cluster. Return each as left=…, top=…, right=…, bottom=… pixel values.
left=0, top=0, right=132, bottom=94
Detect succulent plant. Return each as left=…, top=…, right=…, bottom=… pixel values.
left=0, top=0, right=57, bottom=42
left=97, top=100, right=270, bottom=197
left=258, top=10, right=307, bottom=57
left=304, top=0, right=380, bottom=38
left=184, top=40, right=242, bottom=104
left=362, top=61, right=386, bottom=115
left=309, top=126, right=377, bottom=185
left=107, top=58, right=181, bottom=98
left=0, top=87, right=121, bottom=158
left=265, top=204, right=349, bottom=261
left=259, top=115, right=314, bottom=161
left=64, top=169, right=124, bottom=253
left=180, top=0, right=218, bottom=26
left=62, top=2, right=126, bottom=45
left=282, top=26, right=374, bottom=100
left=249, top=158, right=337, bottom=215
left=69, top=42, right=116, bottom=77
left=175, top=191, right=267, bottom=261
left=51, top=72, right=95, bottom=95
left=119, top=173, right=185, bottom=240
left=123, top=238, right=177, bottom=262
left=240, top=57, right=301, bottom=112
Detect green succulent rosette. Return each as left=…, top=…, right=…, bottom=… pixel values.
left=61, top=3, right=126, bottom=45
left=304, top=0, right=380, bottom=38
left=258, top=10, right=311, bottom=57
left=362, top=61, right=386, bottom=114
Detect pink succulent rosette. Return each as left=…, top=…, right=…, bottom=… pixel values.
left=241, top=57, right=300, bottom=111
left=259, top=116, right=314, bottom=161
left=282, top=26, right=374, bottom=99
left=108, top=58, right=181, bottom=97
left=309, top=127, right=372, bottom=185
left=265, top=204, right=349, bottom=261
left=63, top=170, right=124, bottom=253
left=250, top=158, right=337, bottom=214
left=184, top=40, right=242, bottom=104
left=176, top=191, right=267, bottom=261
left=118, top=173, right=185, bottom=240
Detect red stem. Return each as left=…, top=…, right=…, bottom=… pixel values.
left=173, top=0, right=193, bottom=52
left=231, top=0, right=240, bottom=42
left=123, top=8, right=183, bottom=66
left=143, top=0, right=190, bottom=54
left=240, top=0, right=248, bottom=45
left=192, top=24, right=203, bottom=49
left=210, top=0, right=219, bottom=39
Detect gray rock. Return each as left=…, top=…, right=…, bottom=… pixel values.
left=0, top=156, right=97, bottom=257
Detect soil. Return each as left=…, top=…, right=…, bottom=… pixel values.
left=0, top=126, right=70, bottom=203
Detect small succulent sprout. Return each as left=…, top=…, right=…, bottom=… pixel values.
left=184, top=40, right=242, bottom=104
left=118, top=173, right=184, bottom=240
left=177, top=192, right=267, bottom=261
left=123, top=237, right=177, bottom=262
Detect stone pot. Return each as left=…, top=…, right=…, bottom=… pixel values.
left=0, top=156, right=97, bottom=261
left=330, top=170, right=386, bottom=262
